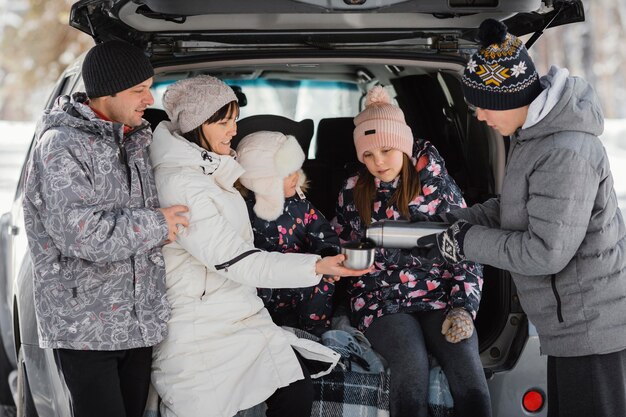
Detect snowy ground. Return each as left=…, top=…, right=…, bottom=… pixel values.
left=0, top=119, right=625, bottom=216
left=0, top=121, right=32, bottom=215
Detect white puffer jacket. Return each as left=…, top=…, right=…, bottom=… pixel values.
left=149, top=122, right=339, bottom=417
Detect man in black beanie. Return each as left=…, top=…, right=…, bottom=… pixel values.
left=419, top=18, right=626, bottom=417
left=22, top=40, right=189, bottom=417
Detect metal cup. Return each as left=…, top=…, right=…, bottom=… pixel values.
left=340, top=239, right=376, bottom=269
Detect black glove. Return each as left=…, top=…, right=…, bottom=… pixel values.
left=416, top=220, right=473, bottom=264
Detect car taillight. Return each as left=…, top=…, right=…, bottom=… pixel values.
left=522, top=389, right=545, bottom=413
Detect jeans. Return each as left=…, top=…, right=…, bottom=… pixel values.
left=365, top=310, right=491, bottom=417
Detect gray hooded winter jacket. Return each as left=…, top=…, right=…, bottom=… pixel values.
left=23, top=93, right=170, bottom=350
left=456, top=66, right=626, bottom=357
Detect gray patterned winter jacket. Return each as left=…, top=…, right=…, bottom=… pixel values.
left=23, top=93, right=170, bottom=350
left=455, top=66, right=626, bottom=357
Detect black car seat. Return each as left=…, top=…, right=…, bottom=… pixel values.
left=304, top=117, right=359, bottom=220
left=231, top=114, right=314, bottom=155
left=143, top=108, right=170, bottom=132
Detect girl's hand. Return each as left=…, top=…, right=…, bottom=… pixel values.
left=315, top=254, right=372, bottom=277
left=322, top=275, right=340, bottom=283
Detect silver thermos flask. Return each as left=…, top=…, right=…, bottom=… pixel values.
left=365, top=220, right=448, bottom=249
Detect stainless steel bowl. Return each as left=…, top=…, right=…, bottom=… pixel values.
left=340, top=239, right=376, bottom=269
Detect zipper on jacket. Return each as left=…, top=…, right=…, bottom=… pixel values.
left=130, top=255, right=137, bottom=303
left=117, top=136, right=132, bottom=190
left=135, top=162, right=146, bottom=204
left=215, top=249, right=262, bottom=272
left=118, top=124, right=150, bottom=192
left=550, top=274, right=564, bottom=323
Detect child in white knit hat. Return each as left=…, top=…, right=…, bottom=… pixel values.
left=237, top=130, right=340, bottom=336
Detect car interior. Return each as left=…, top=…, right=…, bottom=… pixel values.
left=138, top=57, right=527, bottom=370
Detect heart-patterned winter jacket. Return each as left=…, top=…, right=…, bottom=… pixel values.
left=332, top=139, right=483, bottom=331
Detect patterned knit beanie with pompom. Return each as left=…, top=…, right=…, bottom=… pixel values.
left=461, top=18, right=541, bottom=110
left=353, top=86, right=414, bottom=162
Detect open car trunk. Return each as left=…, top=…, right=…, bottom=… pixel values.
left=67, top=0, right=586, bottom=375
left=121, top=50, right=527, bottom=373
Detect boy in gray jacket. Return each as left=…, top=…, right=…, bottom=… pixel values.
left=23, top=41, right=188, bottom=417
left=420, top=19, right=626, bottom=417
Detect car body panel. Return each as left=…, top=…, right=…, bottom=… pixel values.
left=0, top=1, right=588, bottom=416
left=488, top=334, right=548, bottom=417
left=69, top=0, right=584, bottom=53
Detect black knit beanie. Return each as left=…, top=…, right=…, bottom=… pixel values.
left=461, top=19, right=542, bottom=110
left=82, top=41, right=154, bottom=98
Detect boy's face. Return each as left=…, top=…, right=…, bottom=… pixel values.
left=474, top=105, right=529, bottom=137
left=96, top=78, right=154, bottom=127
left=283, top=171, right=299, bottom=198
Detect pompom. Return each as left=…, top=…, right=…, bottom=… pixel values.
left=365, top=85, right=391, bottom=106
left=477, top=18, right=508, bottom=47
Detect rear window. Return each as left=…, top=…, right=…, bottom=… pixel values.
left=152, top=78, right=361, bottom=157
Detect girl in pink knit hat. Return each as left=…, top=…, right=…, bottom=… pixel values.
left=332, top=86, right=491, bottom=417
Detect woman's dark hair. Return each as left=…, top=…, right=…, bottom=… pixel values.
left=181, top=100, right=239, bottom=151
left=353, top=153, right=421, bottom=226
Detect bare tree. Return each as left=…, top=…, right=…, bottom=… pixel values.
left=0, top=0, right=91, bottom=120
left=1, top=0, right=625, bottom=120
left=530, top=0, right=626, bottom=118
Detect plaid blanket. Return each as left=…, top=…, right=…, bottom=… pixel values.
left=311, top=369, right=390, bottom=417
left=294, top=327, right=391, bottom=417
left=147, top=326, right=452, bottom=417
left=235, top=369, right=390, bottom=417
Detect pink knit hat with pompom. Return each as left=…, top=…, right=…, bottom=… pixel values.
left=353, top=86, right=414, bottom=162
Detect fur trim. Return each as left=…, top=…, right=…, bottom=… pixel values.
left=253, top=187, right=285, bottom=221
left=274, top=135, right=305, bottom=177
left=236, top=131, right=306, bottom=221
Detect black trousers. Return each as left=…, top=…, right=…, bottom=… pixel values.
left=547, top=348, right=626, bottom=417
left=53, top=347, right=152, bottom=417
left=265, top=351, right=314, bottom=417
left=365, top=310, right=491, bottom=417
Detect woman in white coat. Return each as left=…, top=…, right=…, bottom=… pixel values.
left=149, top=75, right=370, bottom=417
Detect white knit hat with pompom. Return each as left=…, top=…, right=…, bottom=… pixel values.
left=353, top=86, right=414, bottom=162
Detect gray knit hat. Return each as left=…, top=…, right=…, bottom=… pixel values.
left=162, top=75, right=237, bottom=133
left=82, top=41, right=154, bottom=98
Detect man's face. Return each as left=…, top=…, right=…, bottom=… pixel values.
left=474, top=105, right=529, bottom=137
left=97, top=78, right=154, bottom=127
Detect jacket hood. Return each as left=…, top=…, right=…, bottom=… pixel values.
left=36, top=93, right=112, bottom=140
left=517, top=65, right=604, bottom=142
left=35, top=92, right=151, bottom=144
left=150, top=121, right=244, bottom=187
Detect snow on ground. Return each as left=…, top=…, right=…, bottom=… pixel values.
left=0, top=119, right=625, bottom=216
left=602, top=119, right=626, bottom=212
left=0, top=121, right=32, bottom=215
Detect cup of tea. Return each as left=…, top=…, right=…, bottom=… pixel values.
left=340, top=239, right=376, bottom=269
